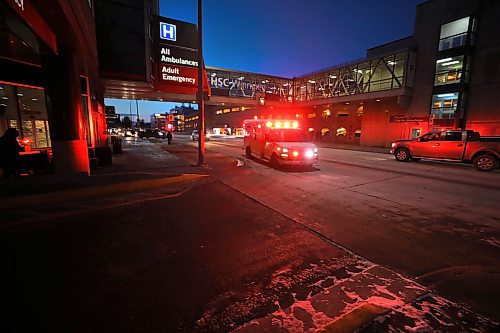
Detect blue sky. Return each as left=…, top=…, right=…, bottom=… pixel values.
left=107, top=0, right=425, bottom=120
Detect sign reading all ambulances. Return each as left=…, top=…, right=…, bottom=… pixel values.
left=153, top=16, right=209, bottom=95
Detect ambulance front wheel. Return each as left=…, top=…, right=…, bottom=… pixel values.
left=270, top=153, right=280, bottom=169
left=245, top=146, right=252, bottom=158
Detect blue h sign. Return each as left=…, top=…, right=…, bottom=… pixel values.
left=160, top=22, right=176, bottom=41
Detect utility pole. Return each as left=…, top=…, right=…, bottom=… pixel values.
left=197, top=0, right=205, bottom=165
left=135, top=100, right=140, bottom=126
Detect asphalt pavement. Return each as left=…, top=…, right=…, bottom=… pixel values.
left=1, top=137, right=498, bottom=332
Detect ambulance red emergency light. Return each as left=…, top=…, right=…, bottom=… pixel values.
left=243, top=119, right=318, bottom=168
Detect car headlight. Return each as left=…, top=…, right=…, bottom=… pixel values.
left=305, top=150, right=314, bottom=158
left=391, top=143, right=396, bottom=148
left=282, top=148, right=289, bottom=153
left=313, top=147, right=318, bottom=153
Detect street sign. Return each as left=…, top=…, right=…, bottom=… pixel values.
left=153, top=15, right=209, bottom=95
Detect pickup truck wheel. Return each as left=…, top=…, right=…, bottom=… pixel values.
left=473, top=154, right=498, bottom=172
left=245, top=146, right=252, bottom=158
left=395, top=148, right=411, bottom=162
left=270, top=153, right=280, bottom=169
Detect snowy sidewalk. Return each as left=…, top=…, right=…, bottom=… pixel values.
left=236, top=265, right=498, bottom=332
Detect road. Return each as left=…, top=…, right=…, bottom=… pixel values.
left=175, top=134, right=500, bottom=320
left=1, top=134, right=499, bottom=332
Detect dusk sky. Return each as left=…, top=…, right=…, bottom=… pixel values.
left=107, top=0, right=426, bottom=120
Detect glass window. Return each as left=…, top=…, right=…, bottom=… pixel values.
left=443, top=131, right=463, bottom=141
left=336, top=127, right=347, bottom=136
left=356, top=106, right=363, bottom=116
left=420, top=132, right=442, bottom=141
left=411, top=128, right=421, bottom=139
left=440, top=17, right=470, bottom=39
left=35, top=120, right=49, bottom=148
left=439, top=17, right=470, bottom=51
left=369, top=58, right=392, bottom=92
left=0, top=85, right=51, bottom=148
left=268, top=129, right=309, bottom=142
left=434, top=56, right=465, bottom=85
left=430, top=93, right=459, bottom=119
left=393, top=53, right=406, bottom=85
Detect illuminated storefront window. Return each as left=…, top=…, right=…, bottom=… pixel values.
left=0, top=84, right=51, bottom=149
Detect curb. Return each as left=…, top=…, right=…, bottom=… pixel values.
left=0, top=173, right=209, bottom=210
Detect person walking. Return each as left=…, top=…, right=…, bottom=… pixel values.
left=0, top=128, right=23, bottom=178
left=166, top=131, right=173, bottom=145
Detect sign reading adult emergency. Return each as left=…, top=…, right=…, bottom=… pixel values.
left=161, top=65, right=197, bottom=85
left=153, top=16, right=209, bottom=94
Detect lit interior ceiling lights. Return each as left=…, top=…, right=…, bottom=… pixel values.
left=436, top=58, right=453, bottom=63
left=441, top=60, right=460, bottom=66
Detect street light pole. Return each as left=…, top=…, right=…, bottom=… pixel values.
left=197, top=0, right=205, bottom=166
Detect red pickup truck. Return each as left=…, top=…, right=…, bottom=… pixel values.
left=390, top=130, right=500, bottom=171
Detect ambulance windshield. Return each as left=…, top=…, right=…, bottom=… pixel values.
left=269, top=129, right=309, bottom=142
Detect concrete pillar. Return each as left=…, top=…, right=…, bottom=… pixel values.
left=41, top=46, right=90, bottom=175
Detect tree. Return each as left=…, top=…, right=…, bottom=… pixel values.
left=122, top=116, right=132, bottom=128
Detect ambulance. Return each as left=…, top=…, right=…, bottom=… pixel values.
left=243, top=119, right=318, bottom=168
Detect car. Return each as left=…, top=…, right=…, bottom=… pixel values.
left=390, top=130, right=500, bottom=171
left=138, top=129, right=162, bottom=139
left=123, top=129, right=136, bottom=137
left=191, top=130, right=211, bottom=141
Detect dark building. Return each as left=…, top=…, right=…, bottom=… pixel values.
left=94, top=0, right=158, bottom=84
left=0, top=0, right=108, bottom=175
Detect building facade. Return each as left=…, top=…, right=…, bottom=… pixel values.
left=1, top=0, right=498, bottom=178
left=206, top=0, right=500, bottom=147
left=0, top=0, right=109, bottom=175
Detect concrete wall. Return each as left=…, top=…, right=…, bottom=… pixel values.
left=361, top=100, right=409, bottom=147
left=465, top=0, right=500, bottom=135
